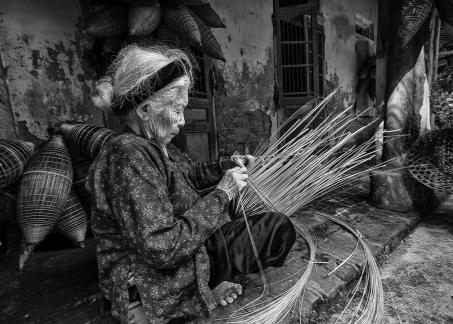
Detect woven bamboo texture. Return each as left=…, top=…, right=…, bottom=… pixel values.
left=70, top=147, right=92, bottom=211
left=17, top=135, right=73, bottom=245
left=56, top=189, right=87, bottom=246
left=407, top=128, right=453, bottom=192
left=59, top=123, right=118, bottom=160
left=192, top=13, right=225, bottom=62
left=437, top=0, right=453, bottom=26
left=0, top=139, right=35, bottom=189
left=164, top=6, right=202, bottom=47
left=86, top=5, right=129, bottom=37
left=399, top=0, right=434, bottom=46
left=155, top=24, right=180, bottom=47
left=129, top=2, right=162, bottom=36
left=188, top=3, right=225, bottom=28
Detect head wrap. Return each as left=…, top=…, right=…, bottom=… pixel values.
left=112, top=60, right=189, bottom=116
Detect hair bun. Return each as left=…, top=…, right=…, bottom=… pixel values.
left=92, top=76, right=114, bottom=112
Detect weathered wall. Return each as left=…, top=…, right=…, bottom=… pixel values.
left=0, top=0, right=103, bottom=142
left=320, top=0, right=378, bottom=112
left=210, top=0, right=275, bottom=156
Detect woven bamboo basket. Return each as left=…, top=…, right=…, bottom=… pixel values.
left=17, top=135, right=73, bottom=245
left=164, top=6, right=202, bottom=47
left=188, top=3, right=226, bottom=28
left=129, top=1, right=162, bottom=36
left=86, top=5, right=129, bottom=37
left=399, top=0, right=434, bottom=46
left=59, top=123, right=118, bottom=160
left=438, top=0, right=453, bottom=28
left=0, top=139, right=35, bottom=189
left=56, top=189, right=88, bottom=247
left=192, top=13, right=225, bottom=62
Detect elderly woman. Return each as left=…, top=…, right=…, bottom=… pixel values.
left=87, top=45, right=296, bottom=324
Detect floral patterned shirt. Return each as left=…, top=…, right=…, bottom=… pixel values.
left=87, top=133, right=231, bottom=323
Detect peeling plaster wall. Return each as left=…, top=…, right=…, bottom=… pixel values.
left=320, top=0, right=377, bottom=111
left=209, top=0, right=275, bottom=155
left=0, top=0, right=103, bottom=142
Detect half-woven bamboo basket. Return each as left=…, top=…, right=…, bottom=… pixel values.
left=17, top=135, right=73, bottom=246
left=129, top=1, right=162, bottom=36
left=85, top=5, right=129, bottom=37
left=399, top=0, right=434, bottom=46
left=0, top=139, right=35, bottom=189
left=55, top=189, right=88, bottom=247
left=59, top=123, right=118, bottom=160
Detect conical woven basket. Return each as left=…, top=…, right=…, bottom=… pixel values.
left=188, top=3, right=225, bottom=28
left=437, top=0, right=453, bottom=26
left=56, top=189, right=87, bottom=247
left=407, top=128, right=453, bottom=192
left=399, top=0, right=434, bottom=46
left=164, top=6, right=202, bottom=46
left=59, top=123, right=118, bottom=160
left=86, top=5, right=129, bottom=37
left=192, top=13, right=225, bottom=61
left=0, top=139, right=35, bottom=189
left=129, top=1, right=162, bottom=36
left=17, top=135, right=73, bottom=245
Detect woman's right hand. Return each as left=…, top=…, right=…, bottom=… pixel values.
left=216, top=166, right=248, bottom=201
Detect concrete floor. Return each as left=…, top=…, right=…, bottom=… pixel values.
left=381, top=196, right=453, bottom=324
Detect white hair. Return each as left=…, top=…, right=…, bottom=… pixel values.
left=92, top=44, right=193, bottom=115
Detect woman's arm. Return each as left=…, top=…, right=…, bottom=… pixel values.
left=100, top=143, right=231, bottom=270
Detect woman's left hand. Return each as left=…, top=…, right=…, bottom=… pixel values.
left=231, top=154, right=256, bottom=167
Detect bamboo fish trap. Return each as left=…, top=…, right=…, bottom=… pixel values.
left=0, top=139, right=35, bottom=189
left=59, top=123, right=118, bottom=161
left=17, top=135, right=73, bottom=268
left=229, top=91, right=385, bottom=323
left=128, top=1, right=162, bottom=36
left=55, top=189, right=88, bottom=247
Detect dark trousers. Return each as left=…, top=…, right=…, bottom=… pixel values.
left=205, top=212, right=296, bottom=289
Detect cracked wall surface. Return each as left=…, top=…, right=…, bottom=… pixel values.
left=210, top=0, right=275, bottom=156
left=0, top=0, right=103, bottom=142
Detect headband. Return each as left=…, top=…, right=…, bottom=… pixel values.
left=112, top=60, right=189, bottom=115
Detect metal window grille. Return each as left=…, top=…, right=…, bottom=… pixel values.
left=189, top=46, right=208, bottom=99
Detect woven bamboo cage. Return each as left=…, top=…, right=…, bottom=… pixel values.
left=437, top=0, right=453, bottom=26
left=17, top=135, right=73, bottom=246
left=399, top=0, right=434, bottom=46
left=163, top=5, right=202, bottom=47
left=86, top=5, right=129, bottom=37
left=188, top=3, right=226, bottom=28
left=192, top=13, right=225, bottom=62
left=0, top=139, right=35, bottom=189
left=129, top=1, right=162, bottom=36
left=55, top=189, right=88, bottom=247
left=407, top=128, right=453, bottom=192
left=59, top=123, right=118, bottom=160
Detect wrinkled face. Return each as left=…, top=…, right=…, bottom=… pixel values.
left=138, top=76, right=190, bottom=146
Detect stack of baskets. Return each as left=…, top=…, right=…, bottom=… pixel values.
left=85, top=0, right=226, bottom=73
left=0, top=123, right=118, bottom=270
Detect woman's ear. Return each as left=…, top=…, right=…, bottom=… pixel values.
left=136, top=104, right=150, bottom=121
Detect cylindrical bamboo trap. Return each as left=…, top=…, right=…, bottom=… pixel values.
left=85, top=5, right=129, bottom=38
left=163, top=5, right=202, bottom=47
left=192, top=13, right=225, bottom=62
left=17, top=135, right=73, bottom=247
left=70, top=147, right=92, bottom=212
left=188, top=3, right=226, bottom=28
left=0, top=139, right=35, bottom=189
left=56, top=189, right=88, bottom=247
left=128, top=1, right=162, bottom=36
left=59, top=123, right=118, bottom=160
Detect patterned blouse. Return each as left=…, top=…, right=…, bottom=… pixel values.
left=87, top=133, right=232, bottom=323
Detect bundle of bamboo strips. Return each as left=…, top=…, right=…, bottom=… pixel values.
left=229, top=91, right=385, bottom=323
